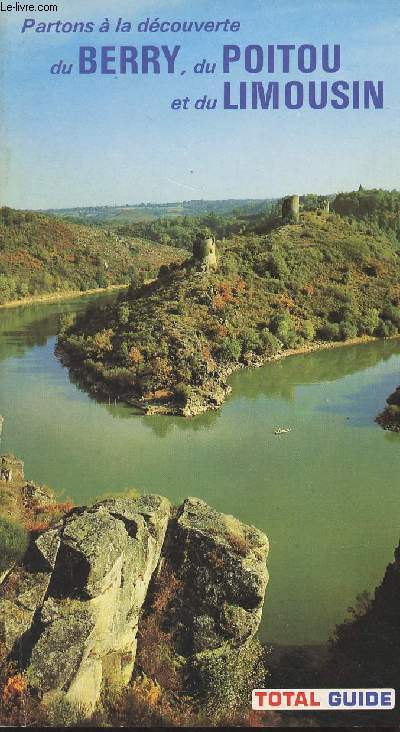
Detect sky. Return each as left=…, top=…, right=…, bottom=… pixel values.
left=0, top=0, right=399, bottom=209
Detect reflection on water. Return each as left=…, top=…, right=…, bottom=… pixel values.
left=0, top=294, right=118, bottom=363
left=229, top=339, right=400, bottom=402
left=1, top=293, right=400, bottom=646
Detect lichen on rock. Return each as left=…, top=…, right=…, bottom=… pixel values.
left=0, top=489, right=269, bottom=720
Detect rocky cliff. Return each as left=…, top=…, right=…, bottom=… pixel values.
left=0, top=490, right=269, bottom=717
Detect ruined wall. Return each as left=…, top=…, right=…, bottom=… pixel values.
left=193, top=234, right=218, bottom=272
left=282, top=195, right=300, bottom=223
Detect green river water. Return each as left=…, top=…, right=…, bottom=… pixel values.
left=1, top=292, right=400, bottom=646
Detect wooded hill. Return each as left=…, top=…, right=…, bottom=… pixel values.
left=0, top=207, right=184, bottom=305
left=57, top=207, right=400, bottom=415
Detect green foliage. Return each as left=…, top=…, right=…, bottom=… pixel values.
left=381, top=304, right=400, bottom=328
left=358, top=308, right=380, bottom=336
left=332, top=188, right=400, bottom=240
left=241, top=327, right=263, bottom=355
left=216, top=337, right=242, bottom=362
left=375, top=320, right=398, bottom=338
left=270, top=313, right=297, bottom=347
left=317, top=323, right=342, bottom=341
left=44, top=693, right=86, bottom=727
left=0, top=516, right=29, bottom=571
left=300, top=319, right=316, bottom=341
left=339, top=321, right=358, bottom=340
left=174, top=382, right=192, bottom=405
left=267, top=251, right=289, bottom=279
left=259, top=328, right=281, bottom=354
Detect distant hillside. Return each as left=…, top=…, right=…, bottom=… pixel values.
left=57, top=210, right=400, bottom=416
left=0, top=207, right=184, bottom=305
left=111, top=195, right=334, bottom=251
left=332, top=188, right=400, bottom=239
left=44, top=198, right=277, bottom=223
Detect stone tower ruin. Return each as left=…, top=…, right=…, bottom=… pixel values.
left=193, top=233, right=217, bottom=273
left=282, top=195, right=300, bottom=223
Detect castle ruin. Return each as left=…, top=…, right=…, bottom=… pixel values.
left=282, top=195, right=300, bottom=223
left=282, top=194, right=330, bottom=221
left=192, top=233, right=218, bottom=273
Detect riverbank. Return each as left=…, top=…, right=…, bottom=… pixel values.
left=0, top=283, right=129, bottom=311
left=62, top=332, right=400, bottom=418
left=167, top=332, right=400, bottom=417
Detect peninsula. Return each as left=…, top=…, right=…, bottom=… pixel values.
left=56, top=190, right=400, bottom=416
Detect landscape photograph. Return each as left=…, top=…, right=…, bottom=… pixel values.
left=0, top=0, right=400, bottom=728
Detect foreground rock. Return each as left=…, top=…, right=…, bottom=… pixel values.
left=0, top=493, right=269, bottom=716
left=170, top=497, right=268, bottom=653
left=0, top=496, right=170, bottom=712
left=135, top=497, right=269, bottom=714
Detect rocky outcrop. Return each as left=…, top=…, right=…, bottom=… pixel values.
left=0, top=496, right=170, bottom=712
left=168, top=497, right=268, bottom=653
left=136, top=497, right=269, bottom=709
left=376, top=384, right=400, bottom=431
left=0, top=522, right=61, bottom=652
left=0, top=494, right=269, bottom=716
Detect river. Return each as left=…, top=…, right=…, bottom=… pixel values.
left=1, top=292, right=400, bottom=646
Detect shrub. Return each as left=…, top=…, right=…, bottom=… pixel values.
left=128, top=346, right=143, bottom=366
left=317, top=322, right=341, bottom=341
left=375, top=320, right=398, bottom=338
left=44, top=693, right=86, bottom=727
left=91, top=328, right=114, bottom=356
left=269, top=313, right=296, bottom=348
left=339, top=321, right=358, bottom=340
left=136, top=566, right=184, bottom=694
left=381, top=304, right=400, bottom=328
left=118, top=304, right=130, bottom=325
left=259, top=328, right=281, bottom=355
left=241, top=328, right=263, bottom=355
left=2, top=673, right=27, bottom=709
left=358, top=308, right=380, bottom=335
left=300, top=319, right=316, bottom=341
left=0, top=517, right=29, bottom=572
left=267, top=252, right=289, bottom=279
left=174, top=382, right=192, bottom=405
left=216, top=337, right=242, bottom=362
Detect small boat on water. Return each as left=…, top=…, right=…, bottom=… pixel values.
left=274, top=427, right=293, bottom=435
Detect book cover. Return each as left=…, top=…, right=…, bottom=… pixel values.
left=0, top=0, right=399, bottom=727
